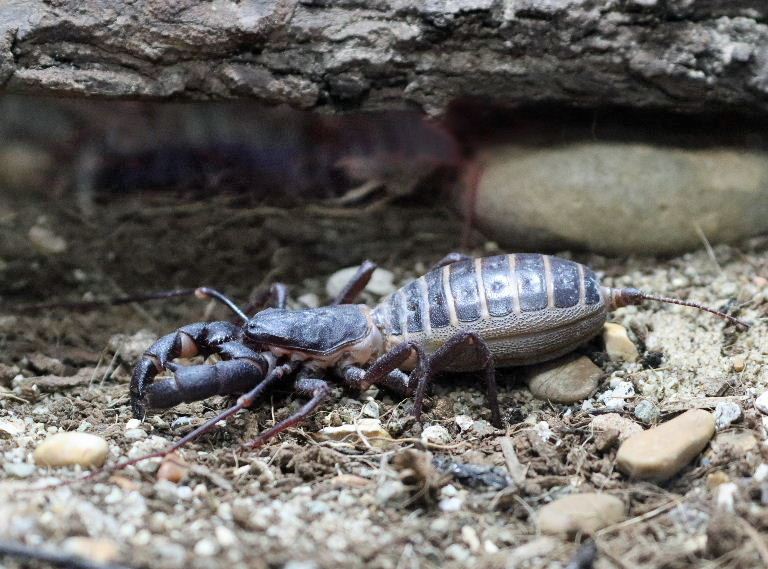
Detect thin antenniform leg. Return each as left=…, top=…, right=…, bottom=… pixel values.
left=639, top=293, right=750, bottom=329
left=243, top=376, right=331, bottom=449
left=412, top=331, right=502, bottom=428
left=332, top=260, right=378, bottom=305
left=14, top=288, right=198, bottom=312
left=194, top=287, right=248, bottom=322
left=606, top=287, right=750, bottom=329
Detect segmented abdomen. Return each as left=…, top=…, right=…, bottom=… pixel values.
left=373, top=254, right=607, bottom=367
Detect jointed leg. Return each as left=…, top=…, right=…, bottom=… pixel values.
left=332, top=260, right=378, bottom=305
left=413, top=332, right=501, bottom=428
left=243, top=375, right=332, bottom=449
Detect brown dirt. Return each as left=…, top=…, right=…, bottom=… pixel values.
left=0, top=189, right=767, bottom=569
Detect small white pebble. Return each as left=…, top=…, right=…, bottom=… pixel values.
left=125, top=418, right=142, bottom=430
left=754, top=463, right=768, bottom=482
left=755, top=392, right=768, bottom=415
left=454, top=415, right=473, bottom=432
left=361, top=398, right=380, bottom=419
left=716, top=482, right=738, bottom=513
left=421, top=424, right=451, bottom=445
left=714, top=402, right=742, bottom=430
left=124, top=428, right=147, bottom=440
left=193, top=538, right=219, bottom=557
left=439, top=497, right=463, bottom=512
left=214, top=526, right=237, bottom=547
left=28, top=225, right=67, bottom=254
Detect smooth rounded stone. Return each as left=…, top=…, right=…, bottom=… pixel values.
left=602, top=324, right=638, bottom=363
left=754, top=391, right=768, bottom=415
left=634, top=400, right=660, bottom=424
left=616, top=409, right=715, bottom=481
left=537, top=493, right=626, bottom=536
left=527, top=356, right=601, bottom=403
left=326, top=266, right=395, bottom=299
left=34, top=432, right=109, bottom=468
left=471, top=142, right=768, bottom=255
left=714, top=401, right=743, bottom=430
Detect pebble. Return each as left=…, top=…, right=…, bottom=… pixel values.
left=34, top=432, right=109, bottom=467
left=603, top=323, right=639, bottom=362
left=125, top=418, right=142, bottom=430
left=296, top=293, right=320, bottom=308
left=421, top=424, right=452, bottom=445
left=4, top=462, right=36, bottom=478
left=754, top=391, right=768, bottom=415
left=316, top=418, right=391, bottom=446
left=537, top=493, right=625, bottom=536
left=361, top=398, right=380, bottom=419
left=707, top=430, right=758, bottom=458
left=157, top=453, right=189, bottom=484
left=326, top=266, right=395, bottom=299
left=714, top=401, right=742, bottom=430
left=62, top=537, right=120, bottom=564
left=598, top=380, right=635, bottom=410
left=0, top=417, right=25, bottom=438
left=732, top=355, right=746, bottom=372
left=454, top=415, right=474, bottom=432
left=527, top=356, right=601, bottom=403
left=471, top=142, right=768, bottom=255
left=616, top=409, right=715, bottom=481
left=193, top=538, right=219, bottom=557
left=591, top=413, right=643, bottom=441
left=125, top=428, right=147, bottom=441
left=634, top=400, right=660, bottom=423
left=28, top=225, right=67, bottom=254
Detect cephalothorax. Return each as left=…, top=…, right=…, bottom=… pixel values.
left=129, top=252, right=748, bottom=457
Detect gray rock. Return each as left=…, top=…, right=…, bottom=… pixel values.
left=714, top=402, right=743, bottom=430
left=473, top=143, right=768, bottom=255
left=634, top=400, right=660, bottom=424
left=527, top=356, right=601, bottom=404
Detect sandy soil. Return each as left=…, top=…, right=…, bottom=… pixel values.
left=0, top=189, right=766, bottom=569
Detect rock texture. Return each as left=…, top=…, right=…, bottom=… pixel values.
left=1, top=2, right=768, bottom=115
left=473, top=143, right=768, bottom=255
left=527, top=356, right=601, bottom=404
left=537, top=493, right=626, bottom=536
left=616, top=409, right=716, bottom=482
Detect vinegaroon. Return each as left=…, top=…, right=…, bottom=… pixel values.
left=115, top=252, right=748, bottom=471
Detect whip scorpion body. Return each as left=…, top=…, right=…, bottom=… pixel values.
left=130, top=252, right=748, bottom=454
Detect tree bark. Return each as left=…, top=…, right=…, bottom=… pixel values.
left=1, top=0, right=768, bottom=115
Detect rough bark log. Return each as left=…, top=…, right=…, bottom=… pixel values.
left=1, top=0, right=768, bottom=115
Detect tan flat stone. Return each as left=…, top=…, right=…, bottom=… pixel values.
left=527, top=356, right=601, bottom=403
left=538, top=493, right=625, bottom=536
left=616, top=409, right=715, bottom=481
left=603, top=323, right=639, bottom=362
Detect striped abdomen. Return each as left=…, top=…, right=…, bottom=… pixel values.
left=372, top=254, right=608, bottom=368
